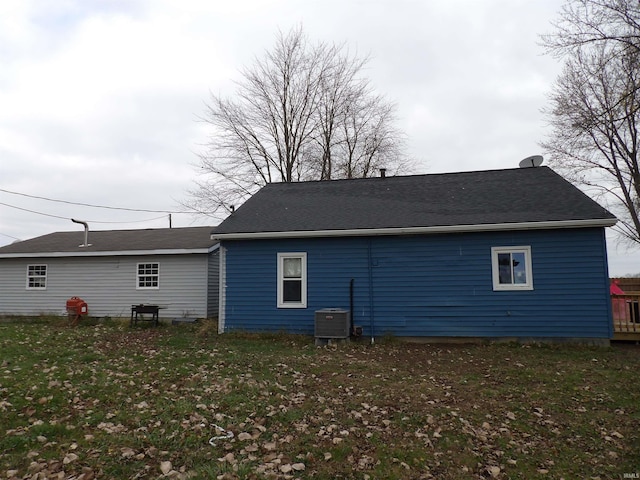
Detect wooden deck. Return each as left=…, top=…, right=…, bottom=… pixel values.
left=611, top=291, right=640, bottom=341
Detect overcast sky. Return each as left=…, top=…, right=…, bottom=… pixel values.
left=1, top=0, right=638, bottom=275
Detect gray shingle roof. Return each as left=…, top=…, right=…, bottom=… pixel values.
left=0, top=226, right=217, bottom=256
left=213, top=167, right=615, bottom=236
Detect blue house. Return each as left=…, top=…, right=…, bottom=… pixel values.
left=212, top=167, right=617, bottom=343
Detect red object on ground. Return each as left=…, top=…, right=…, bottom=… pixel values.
left=65, top=297, right=88, bottom=326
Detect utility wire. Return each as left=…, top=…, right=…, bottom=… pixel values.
left=89, top=215, right=169, bottom=224
left=0, top=201, right=168, bottom=224
left=0, top=201, right=69, bottom=220
left=0, top=187, right=191, bottom=214
left=0, top=231, right=20, bottom=241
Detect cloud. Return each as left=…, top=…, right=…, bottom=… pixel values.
left=1, top=0, right=638, bottom=274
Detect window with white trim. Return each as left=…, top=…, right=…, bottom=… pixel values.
left=137, top=263, right=159, bottom=289
left=491, top=246, right=533, bottom=291
left=27, top=265, right=47, bottom=290
left=277, top=253, right=307, bottom=308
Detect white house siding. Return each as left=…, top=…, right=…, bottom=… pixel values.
left=0, top=254, right=210, bottom=319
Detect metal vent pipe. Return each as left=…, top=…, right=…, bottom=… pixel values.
left=71, top=219, right=91, bottom=247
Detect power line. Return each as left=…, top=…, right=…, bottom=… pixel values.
left=0, top=231, right=20, bottom=241
left=0, top=201, right=69, bottom=220
left=0, top=187, right=191, bottom=214
left=0, top=201, right=169, bottom=224
left=90, top=215, right=169, bottom=224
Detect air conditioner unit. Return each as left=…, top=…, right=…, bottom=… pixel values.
left=314, top=308, right=350, bottom=339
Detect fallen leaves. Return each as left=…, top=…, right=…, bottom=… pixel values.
left=279, top=462, right=305, bottom=473
left=160, top=460, right=173, bottom=474
left=487, top=465, right=501, bottom=477
left=62, top=453, right=79, bottom=465
left=1, top=323, right=639, bottom=479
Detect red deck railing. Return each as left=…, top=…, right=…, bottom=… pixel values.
left=611, top=292, right=640, bottom=339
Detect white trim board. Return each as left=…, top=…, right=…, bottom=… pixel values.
left=212, top=218, right=617, bottom=241
left=0, top=244, right=220, bottom=259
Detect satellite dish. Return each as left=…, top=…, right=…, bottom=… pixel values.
left=519, top=155, right=544, bottom=168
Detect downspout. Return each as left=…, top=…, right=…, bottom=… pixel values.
left=349, top=278, right=354, bottom=336
left=601, top=229, right=614, bottom=340
left=367, top=240, right=375, bottom=345
left=218, top=245, right=226, bottom=334
left=71, top=219, right=91, bottom=247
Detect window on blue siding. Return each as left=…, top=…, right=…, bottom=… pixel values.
left=26, top=265, right=47, bottom=290
left=491, top=246, right=533, bottom=291
left=277, top=253, right=307, bottom=308
left=137, top=262, right=159, bottom=289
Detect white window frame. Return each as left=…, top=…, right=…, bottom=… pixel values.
left=137, top=262, right=160, bottom=290
left=491, top=246, right=533, bottom=291
left=277, top=252, right=307, bottom=308
left=26, top=264, right=47, bottom=290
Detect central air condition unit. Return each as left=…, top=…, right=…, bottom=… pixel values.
left=314, top=308, right=350, bottom=339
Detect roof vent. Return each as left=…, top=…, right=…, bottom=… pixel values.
left=379, top=168, right=386, bottom=178
left=71, top=219, right=92, bottom=247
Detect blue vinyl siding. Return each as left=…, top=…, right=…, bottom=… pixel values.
left=221, top=228, right=611, bottom=339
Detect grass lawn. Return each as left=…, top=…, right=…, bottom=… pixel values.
left=1, top=318, right=639, bottom=479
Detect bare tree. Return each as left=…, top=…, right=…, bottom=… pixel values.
left=312, top=55, right=365, bottom=180
left=541, top=0, right=640, bottom=54
left=541, top=0, right=640, bottom=244
left=188, top=26, right=408, bottom=216
left=337, top=92, right=406, bottom=179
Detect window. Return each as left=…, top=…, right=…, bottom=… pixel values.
left=137, top=263, right=159, bottom=289
left=277, top=253, right=307, bottom=308
left=491, top=246, right=533, bottom=291
left=27, top=265, right=47, bottom=290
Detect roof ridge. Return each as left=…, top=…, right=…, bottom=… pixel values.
left=262, top=166, right=548, bottom=187
left=46, top=225, right=217, bottom=236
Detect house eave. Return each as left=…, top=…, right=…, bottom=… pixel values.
left=212, top=218, right=617, bottom=241
left=0, top=247, right=215, bottom=259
